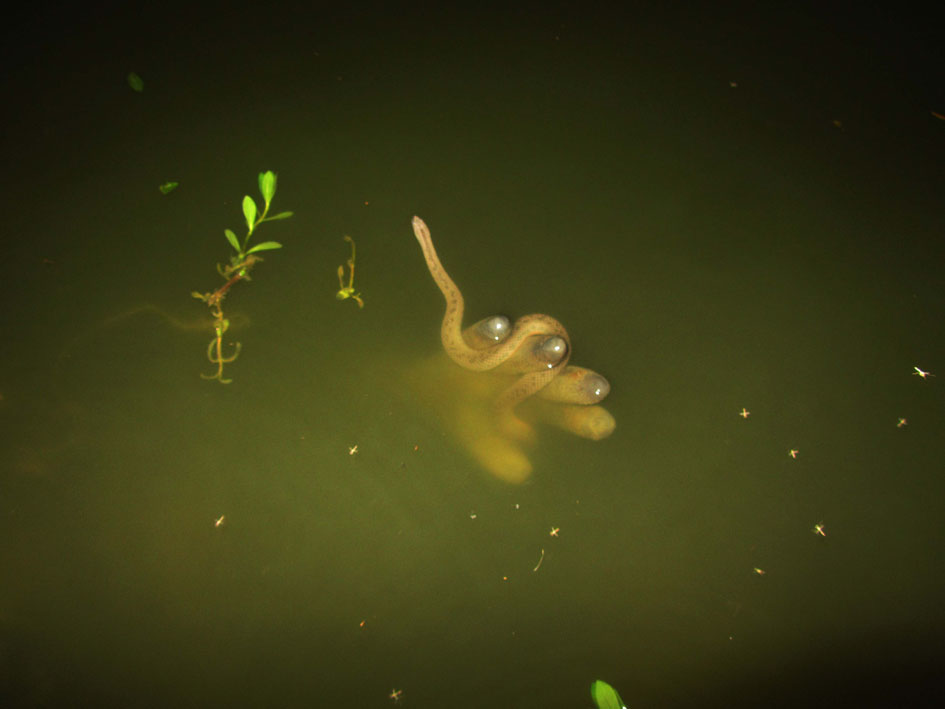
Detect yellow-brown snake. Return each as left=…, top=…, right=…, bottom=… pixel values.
left=412, top=215, right=571, bottom=411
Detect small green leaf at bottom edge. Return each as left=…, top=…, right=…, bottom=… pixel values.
left=590, top=680, right=626, bottom=709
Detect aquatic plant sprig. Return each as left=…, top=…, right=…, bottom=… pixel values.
left=190, top=170, right=293, bottom=383
left=221, top=170, right=293, bottom=273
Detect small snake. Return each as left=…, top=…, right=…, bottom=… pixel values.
left=412, top=216, right=571, bottom=411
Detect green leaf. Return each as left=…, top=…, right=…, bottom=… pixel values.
left=158, top=181, right=178, bottom=194
left=245, top=241, right=282, bottom=255
left=258, top=171, right=276, bottom=207
left=224, top=229, right=241, bottom=253
left=242, top=195, right=257, bottom=232
left=127, top=72, right=144, bottom=92
left=590, top=680, right=626, bottom=709
left=262, top=211, right=294, bottom=221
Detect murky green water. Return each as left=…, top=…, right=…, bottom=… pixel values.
left=2, top=4, right=943, bottom=707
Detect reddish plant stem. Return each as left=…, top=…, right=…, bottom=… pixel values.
left=208, top=273, right=244, bottom=308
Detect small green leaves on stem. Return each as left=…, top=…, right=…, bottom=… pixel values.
left=226, top=170, right=293, bottom=260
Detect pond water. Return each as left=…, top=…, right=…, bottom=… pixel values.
left=1, top=3, right=943, bottom=707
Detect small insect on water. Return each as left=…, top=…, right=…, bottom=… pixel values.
left=812, top=522, right=826, bottom=537
left=913, top=366, right=934, bottom=379
left=739, top=408, right=750, bottom=419
left=388, top=688, right=403, bottom=703
left=214, top=515, right=225, bottom=528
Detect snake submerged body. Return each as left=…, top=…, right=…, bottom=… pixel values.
left=412, top=216, right=571, bottom=412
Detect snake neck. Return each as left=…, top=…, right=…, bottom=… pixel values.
left=412, top=217, right=478, bottom=367
left=412, top=216, right=571, bottom=382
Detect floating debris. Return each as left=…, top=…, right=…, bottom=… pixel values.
left=127, top=72, right=144, bottom=92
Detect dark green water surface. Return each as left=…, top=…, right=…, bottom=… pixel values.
left=1, top=3, right=943, bottom=707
